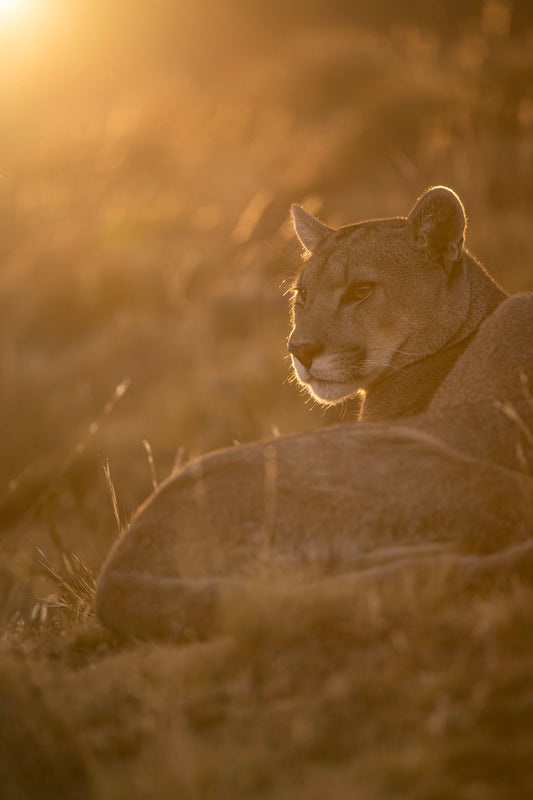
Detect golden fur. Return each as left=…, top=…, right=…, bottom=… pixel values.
left=96, top=188, right=533, bottom=639
left=289, top=187, right=505, bottom=416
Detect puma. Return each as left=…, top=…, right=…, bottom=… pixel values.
left=288, top=186, right=505, bottom=418
left=96, top=187, right=533, bottom=639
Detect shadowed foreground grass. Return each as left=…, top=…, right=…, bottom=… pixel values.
left=1, top=4, right=533, bottom=796
left=1, top=562, right=533, bottom=799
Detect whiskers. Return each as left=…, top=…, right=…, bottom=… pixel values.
left=285, top=341, right=431, bottom=401
left=368, top=345, right=430, bottom=358
left=359, top=343, right=432, bottom=377
left=283, top=353, right=302, bottom=387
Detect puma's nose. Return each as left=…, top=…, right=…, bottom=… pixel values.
left=288, top=341, right=321, bottom=371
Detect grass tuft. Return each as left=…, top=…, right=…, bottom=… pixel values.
left=34, top=547, right=97, bottom=624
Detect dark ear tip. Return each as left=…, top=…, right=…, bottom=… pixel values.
left=413, top=185, right=464, bottom=210
left=425, top=186, right=464, bottom=210
left=409, top=185, right=466, bottom=229
left=424, top=185, right=459, bottom=199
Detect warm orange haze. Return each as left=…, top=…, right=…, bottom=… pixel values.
left=1, top=1, right=532, bottom=798
left=0, top=0, right=26, bottom=18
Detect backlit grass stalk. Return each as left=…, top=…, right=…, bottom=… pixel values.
left=103, top=458, right=125, bottom=538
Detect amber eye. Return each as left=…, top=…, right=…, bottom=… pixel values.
left=340, top=284, right=373, bottom=305
left=294, top=285, right=307, bottom=304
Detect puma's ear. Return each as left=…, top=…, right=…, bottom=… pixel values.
left=408, top=186, right=466, bottom=272
left=291, top=204, right=332, bottom=253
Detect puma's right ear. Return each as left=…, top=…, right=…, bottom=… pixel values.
left=291, top=204, right=332, bottom=253
left=408, top=186, right=467, bottom=272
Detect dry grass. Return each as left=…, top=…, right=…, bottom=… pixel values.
left=2, top=564, right=533, bottom=799
left=1, top=1, right=533, bottom=796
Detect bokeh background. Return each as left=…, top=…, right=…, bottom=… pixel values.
left=1, top=0, right=533, bottom=609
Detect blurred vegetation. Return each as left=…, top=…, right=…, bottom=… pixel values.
left=0, top=1, right=532, bottom=797
left=1, top=0, right=533, bottom=601
left=2, top=554, right=533, bottom=799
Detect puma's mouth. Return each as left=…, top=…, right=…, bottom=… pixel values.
left=308, top=377, right=360, bottom=403
left=291, top=353, right=368, bottom=403
left=291, top=355, right=312, bottom=384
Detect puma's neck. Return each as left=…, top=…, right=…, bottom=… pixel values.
left=361, top=257, right=506, bottom=422
left=446, top=256, right=506, bottom=345
left=360, top=331, right=478, bottom=421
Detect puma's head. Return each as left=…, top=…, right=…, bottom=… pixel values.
left=288, top=186, right=471, bottom=405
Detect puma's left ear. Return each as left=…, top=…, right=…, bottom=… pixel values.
left=408, top=186, right=466, bottom=272
left=291, top=204, right=332, bottom=253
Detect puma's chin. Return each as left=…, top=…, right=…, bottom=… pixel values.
left=291, top=355, right=372, bottom=404
left=308, top=378, right=362, bottom=404
left=308, top=363, right=391, bottom=404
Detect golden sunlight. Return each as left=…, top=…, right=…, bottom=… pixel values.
left=0, top=0, right=28, bottom=19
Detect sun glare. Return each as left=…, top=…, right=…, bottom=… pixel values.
left=0, top=0, right=27, bottom=20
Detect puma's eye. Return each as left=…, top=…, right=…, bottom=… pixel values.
left=294, top=286, right=307, bottom=304
left=340, top=284, right=373, bottom=305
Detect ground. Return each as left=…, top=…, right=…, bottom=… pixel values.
left=3, top=564, right=533, bottom=799
left=1, top=2, right=533, bottom=797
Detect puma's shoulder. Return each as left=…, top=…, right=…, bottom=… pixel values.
left=430, top=292, right=533, bottom=410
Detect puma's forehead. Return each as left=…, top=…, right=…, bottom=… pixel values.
left=335, top=216, right=408, bottom=242
left=297, top=217, right=409, bottom=287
